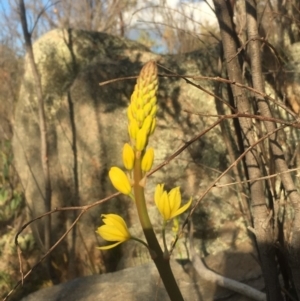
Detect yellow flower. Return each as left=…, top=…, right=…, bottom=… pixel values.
left=154, top=184, right=192, bottom=221
left=97, top=214, right=131, bottom=249
left=109, top=167, right=132, bottom=195
left=122, top=143, right=135, bottom=170
left=141, top=147, right=154, bottom=172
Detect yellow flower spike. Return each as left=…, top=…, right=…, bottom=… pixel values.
left=97, top=214, right=131, bottom=250
left=136, top=127, right=148, bottom=151
left=141, top=147, right=154, bottom=172
left=123, top=143, right=135, bottom=170
left=137, top=62, right=157, bottom=96
left=127, top=61, right=158, bottom=144
left=109, top=167, right=132, bottom=195
left=154, top=184, right=192, bottom=221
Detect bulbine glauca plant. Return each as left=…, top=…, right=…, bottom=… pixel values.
left=96, top=61, right=192, bottom=301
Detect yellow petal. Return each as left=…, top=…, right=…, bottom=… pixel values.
left=170, top=197, right=192, bottom=219
left=154, top=184, right=164, bottom=209
left=97, top=241, right=123, bottom=250
left=97, top=225, right=128, bottom=241
left=102, top=214, right=127, bottom=228
left=141, top=147, right=154, bottom=172
left=160, top=191, right=170, bottom=220
left=109, top=167, right=132, bottom=195
left=122, top=143, right=135, bottom=170
left=168, top=187, right=181, bottom=214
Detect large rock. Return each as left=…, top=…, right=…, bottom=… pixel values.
left=21, top=242, right=264, bottom=301
left=12, top=28, right=249, bottom=279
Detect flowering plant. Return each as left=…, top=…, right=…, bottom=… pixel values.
left=96, top=61, right=192, bottom=301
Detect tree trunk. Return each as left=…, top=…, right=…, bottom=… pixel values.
left=212, top=0, right=284, bottom=299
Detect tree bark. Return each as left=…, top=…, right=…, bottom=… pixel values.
left=212, top=0, right=283, bottom=300
left=246, top=0, right=300, bottom=298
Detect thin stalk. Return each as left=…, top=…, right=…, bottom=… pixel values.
left=133, top=156, right=184, bottom=301
left=162, top=222, right=169, bottom=256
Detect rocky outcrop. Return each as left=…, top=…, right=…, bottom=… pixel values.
left=12, top=28, right=249, bottom=280
left=21, top=242, right=264, bottom=301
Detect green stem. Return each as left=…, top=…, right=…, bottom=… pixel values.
left=133, top=156, right=184, bottom=301
left=162, top=221, right=169, bottom=258
left=131, top=237, right=149, bottom=249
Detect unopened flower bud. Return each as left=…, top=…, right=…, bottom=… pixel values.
left=109, top=167, right=132, bottom=195
left=149, top=118, right=156, bottom=135
left=141, top=147, right=154, bottom=172
left=142, top=115, right=153, bottom=135
left=136, top=128, right=148, bottom=151
left=122, top=143, right=135, bottom=170
left=128, top=119, right=139, bottom=139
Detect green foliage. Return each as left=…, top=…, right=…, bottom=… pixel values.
left=0, top=140, right=23, bottom=223
left=0, top=188, right=22, bottom=222
left=0, top=139, right=34, bottom=299
left=0, top=271, right=14, bottom=298
left=17, top=233, right=35, bottom=252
